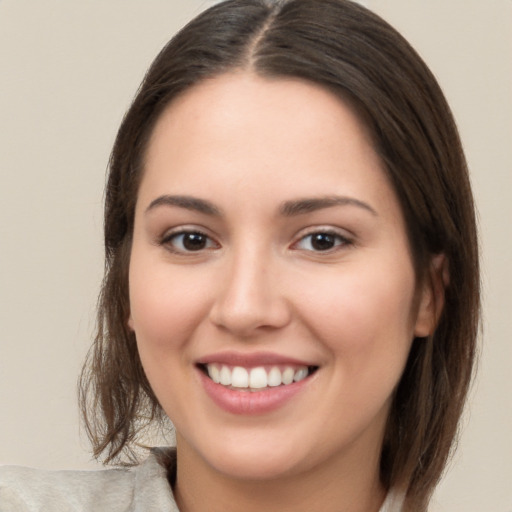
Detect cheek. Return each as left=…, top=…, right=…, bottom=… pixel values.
left=295, top=256, right=417, bottom=361
left=128, top=258, right=215, bottom=417
left=128, top=256, right=212, bottom=356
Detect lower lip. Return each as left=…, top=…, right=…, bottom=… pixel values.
left=198, top=370, right=311, bottom=415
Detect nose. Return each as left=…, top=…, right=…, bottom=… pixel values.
left=209, top=249, right=292, bottom=337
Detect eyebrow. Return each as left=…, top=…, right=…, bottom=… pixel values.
left=280, top=195, right=377, bottom=216
left=145, top=195, right=222, bottom=216
left=145, top=194, right=377, bottom=218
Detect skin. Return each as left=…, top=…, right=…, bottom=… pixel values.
left=128, top=72, right=438, bottom=512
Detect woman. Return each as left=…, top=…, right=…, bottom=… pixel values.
left=0, top=1, right=479, bottom=511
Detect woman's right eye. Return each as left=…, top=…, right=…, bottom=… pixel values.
left=161, top=230, right=218, bottom=253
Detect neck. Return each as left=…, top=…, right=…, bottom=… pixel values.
left=173, top=436, right=386, bottom=512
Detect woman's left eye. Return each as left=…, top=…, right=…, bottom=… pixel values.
left=161, top=231, right=218, bottom=253
left=293, top=231, right=351, bottom=252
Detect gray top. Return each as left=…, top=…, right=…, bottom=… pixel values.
left=0, top=447, right=403, bottom=511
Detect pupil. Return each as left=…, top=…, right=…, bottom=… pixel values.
left=183, top=233, right=206, bottom=251
left=312, top=233, right=335, bottom=251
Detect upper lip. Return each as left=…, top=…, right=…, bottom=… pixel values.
left=196, top=351, right=317, bottom=368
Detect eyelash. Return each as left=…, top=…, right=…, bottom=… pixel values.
left=159, top=228, right=353, bottom=255
left=293, top=229, right=353, bottom=253
left=160, top=229, right=218, bottom=254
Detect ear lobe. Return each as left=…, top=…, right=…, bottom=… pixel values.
left=414, top=253, right=449, bottom=338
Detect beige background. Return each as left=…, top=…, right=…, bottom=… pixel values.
left=0, top=1, right=510, bottom=511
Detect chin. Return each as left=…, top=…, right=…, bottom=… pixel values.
left=180, top=427, right=312, bottom=481
left=211, top=446, right=306, bottom=481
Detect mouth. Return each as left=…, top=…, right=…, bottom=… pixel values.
left=197, top=363, right=319, bottom=392
left=196, top=352, right=320, bottom=414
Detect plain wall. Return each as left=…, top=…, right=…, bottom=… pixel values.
left=1, top=1, right=510, bottom=511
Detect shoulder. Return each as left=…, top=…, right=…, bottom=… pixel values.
left=379, top=489, right=405, bottom=512
left=0, top=447, right=178, bottom=512
left=0, top=464, right=134, bottom=511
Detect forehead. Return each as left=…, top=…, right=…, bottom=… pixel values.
left=148, top=72, right=375, bottom=157
left=145, top=74, right=380, bottom=178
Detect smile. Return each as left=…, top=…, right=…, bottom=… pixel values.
left=201, top=364, right=317, bottom=391
left=196, top=353, right=319, bottom=414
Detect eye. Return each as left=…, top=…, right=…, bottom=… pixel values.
left=293, top=231, right=351, bottom=252
left=161, top=230, right=218, bottom=253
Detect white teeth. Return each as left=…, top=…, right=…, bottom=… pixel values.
left=249, top=367, right=267, bottom=389
left=219, top=365, right=232, bottom=385
left=205, top=364, right=313, bottom=389
left=267, top=367, right=282, bottom=387
left=231, top=366, right=249, bottom=388
left=282, top=367, right=295, bottom=385
left=293, top=367, right=308, bottom=382
left=208, top=364, right=221, bottom=383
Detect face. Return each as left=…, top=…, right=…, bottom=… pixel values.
left=128, top=73, right=434, bottom=482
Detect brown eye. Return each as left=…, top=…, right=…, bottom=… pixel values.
left=294, top=231, right=351, bottom=252
left=163, top=231, right=217, bottom=253
left=181, top=232, right=208, bottom=251
left=310, top=233, right=336, bottom=251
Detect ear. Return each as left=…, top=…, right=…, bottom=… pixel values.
left=127, top=314, right=134, bottom=331
left=414, top=253, right=449, bottom=337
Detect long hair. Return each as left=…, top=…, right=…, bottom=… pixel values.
left=79, top=1, right=480, bottom=510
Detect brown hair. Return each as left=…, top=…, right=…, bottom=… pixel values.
left=79, top=1, right=480, bottom=510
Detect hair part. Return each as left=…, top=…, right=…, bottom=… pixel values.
left=79, top=1, right=480, bottom=510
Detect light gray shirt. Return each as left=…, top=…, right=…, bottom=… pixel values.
left=0, top=447, right=404, bottom=511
